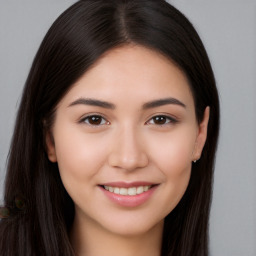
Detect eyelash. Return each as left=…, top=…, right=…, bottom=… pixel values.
left=79, top=115, right=110, bottom=126
left=79, top=114, right=178, bottom=127
left=146, top=115, right=178, bottom=126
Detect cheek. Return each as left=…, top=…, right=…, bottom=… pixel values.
left=53, top=127, right=109, bottom=185
left=147, top=128, right=195, bottom=208
left=53, top=130, right=111, bottom=209
left=149, top=127, right=196, bottom=172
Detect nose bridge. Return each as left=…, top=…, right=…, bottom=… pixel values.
left=108, top=123, right=148, bottom=171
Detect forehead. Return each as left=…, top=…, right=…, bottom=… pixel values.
left=60, top=45, right=194, bottom=108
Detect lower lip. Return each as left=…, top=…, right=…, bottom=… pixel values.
left=99, top=186, right=158, bottom=207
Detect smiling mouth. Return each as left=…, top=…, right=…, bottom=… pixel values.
left=101, top=185, right=155, bottom=196
left=99, top=183, right=159, bottom=207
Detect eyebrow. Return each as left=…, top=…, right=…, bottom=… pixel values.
left=68, top=97, right=186, bottom=109
left=142, top=98, right=186, bottom=109
left=68, top=98, right=115, bottom=109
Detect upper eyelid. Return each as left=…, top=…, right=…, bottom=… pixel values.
left=78, top=114, right=110, bottom=126
left=146, top=113, right=179, bottom=121
left=146, top=115, right=178, bottom=124
left=79, top=113, right=108, bottom=121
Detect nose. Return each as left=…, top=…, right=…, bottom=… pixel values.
left=108, top=126, right=149, bottom=171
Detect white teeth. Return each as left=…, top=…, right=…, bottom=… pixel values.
left=136, top=186, right=144, bottom=194
left=128, top=187, right=137, bottom=196
left=144, top=186, right=149, bottom=191
left=120, top=188, right=128, bottom=195
left=103, top=185, right=152, bottom=196
left=114, top=187, right=120, bottom=194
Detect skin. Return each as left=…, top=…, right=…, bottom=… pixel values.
left=46, top=45, right=209, bottom=256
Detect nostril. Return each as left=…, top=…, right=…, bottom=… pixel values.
left=108, top=152, right=149, bottom=171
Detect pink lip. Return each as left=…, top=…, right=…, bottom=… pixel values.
left=99, top=184, right=158, bottom=208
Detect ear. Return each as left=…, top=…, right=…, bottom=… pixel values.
left=45, top=131, right=57, bottom=162
left=193, top=107, right=210, bottom=162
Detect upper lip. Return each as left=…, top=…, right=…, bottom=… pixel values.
left=100, top=181, right=157, bottom=188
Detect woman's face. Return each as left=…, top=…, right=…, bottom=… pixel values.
left=46, top=45, right=209, bottom=236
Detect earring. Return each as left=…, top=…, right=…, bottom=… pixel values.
left=193, top=158, right=199, bottom=163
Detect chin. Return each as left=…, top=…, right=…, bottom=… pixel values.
left=98, top=215, right=164, bottom=238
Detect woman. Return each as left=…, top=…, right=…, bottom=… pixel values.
left=0, top=0, right=219, bottom=255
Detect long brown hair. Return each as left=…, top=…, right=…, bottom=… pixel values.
left=0, top=1, right=219, bottom=255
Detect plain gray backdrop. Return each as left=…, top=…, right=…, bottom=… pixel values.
left=0, top=1, right=255, bottom=255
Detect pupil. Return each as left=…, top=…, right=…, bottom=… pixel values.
left=154, top=116, right=166, bottom=125
left=90, top=116, right=101, bottom=125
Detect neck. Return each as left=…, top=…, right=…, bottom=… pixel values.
left=70, top=214, right=163, bottom=256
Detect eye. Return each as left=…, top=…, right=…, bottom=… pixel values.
left=80, top=115, right=109, bottom=126
left=146, top=115, right=178, bottom=126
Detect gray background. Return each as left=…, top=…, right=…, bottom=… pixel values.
left=0, top=1, right=255, bottom=255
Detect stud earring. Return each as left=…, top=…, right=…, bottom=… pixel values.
left=193, top=158, right=199, bottom=163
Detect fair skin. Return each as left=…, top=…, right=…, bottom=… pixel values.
left=46, top=45, right=209, bottom=256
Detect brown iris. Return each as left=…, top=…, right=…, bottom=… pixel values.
left=87, top=116, right=103, bottom=125
left=153, top=116, right=168, bottom=125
